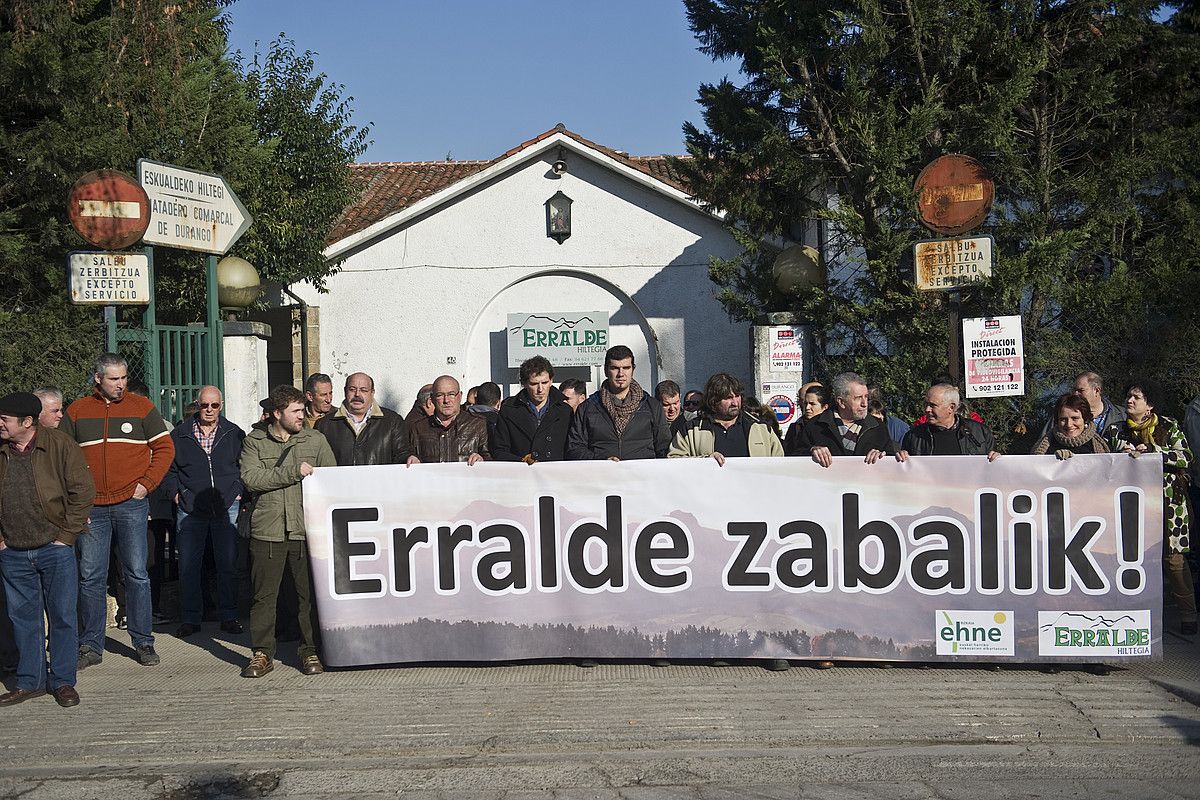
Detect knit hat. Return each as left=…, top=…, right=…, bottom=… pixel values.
left=0, top=392, right=42, bottom=420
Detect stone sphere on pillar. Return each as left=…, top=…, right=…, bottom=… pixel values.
left=216, top=255, right=261, bottom=313
left=772, top=245, right=825, bottom=294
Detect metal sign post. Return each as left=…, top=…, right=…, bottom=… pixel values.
left=913, top=155, right=996, bottom=386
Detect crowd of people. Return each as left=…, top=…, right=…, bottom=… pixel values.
left=0, top=346, right=1196, bottom=708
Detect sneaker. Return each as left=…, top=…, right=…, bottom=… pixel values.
left=300, top=655, right=324, bottom=675
left=241, top=651, right=273, bottom=678
left=77, top=647, right=103, bottom=671
left=135, top=644, right=160, bottom=666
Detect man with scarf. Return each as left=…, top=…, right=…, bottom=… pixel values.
left=567, top=345, right=669, bottom=461
left=793, top=372, right=900, bottom=467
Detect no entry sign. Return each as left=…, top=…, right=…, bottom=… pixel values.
left=67, top=170, right=151, bottom=250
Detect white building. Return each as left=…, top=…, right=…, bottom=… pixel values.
left=267, top=125, right=758, bottom=411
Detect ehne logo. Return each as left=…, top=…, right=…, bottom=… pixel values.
left=935, top=610, right=1014, bottom=656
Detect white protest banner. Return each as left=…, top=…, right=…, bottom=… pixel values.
left=303, top=455, right=1163, bottom=667
left=964, top=315, right=1025, bottom=398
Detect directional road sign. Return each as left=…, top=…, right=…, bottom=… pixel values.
left=137, top=159, right=252, bottom=254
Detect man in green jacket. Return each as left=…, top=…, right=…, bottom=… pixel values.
left=239, top=385, right=335, bottom=679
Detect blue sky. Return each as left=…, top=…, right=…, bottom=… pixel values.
left=224, top=0, right=737, bottom=163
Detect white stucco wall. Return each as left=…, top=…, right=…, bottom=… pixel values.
left=290, top=139, right=749, bottom=411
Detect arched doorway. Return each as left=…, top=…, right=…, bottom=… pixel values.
left=463, top=270, right=659, bottom=397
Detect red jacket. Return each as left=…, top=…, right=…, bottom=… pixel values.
left=62, top=391, right=174, bottom=505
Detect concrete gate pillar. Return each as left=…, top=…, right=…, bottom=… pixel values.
left=223, top=321, right=272, bottom=432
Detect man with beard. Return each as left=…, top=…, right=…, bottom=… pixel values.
left=240, top=385, right=336, bottom=678
left=567, top=345, right=669, bottom=461
left=316, top=372, right=409, bottom=466
left=793, top=372, right=898, bottom=467
left=668, top=373, right=783, bottom=463
left=493, top=356, right=573, bottom=463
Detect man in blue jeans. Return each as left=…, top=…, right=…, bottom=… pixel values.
left=61, top=354, right=174, bottom=669
left=162, top=386, right=245, bottom=638
left=0, top=392, right=95, bottom=707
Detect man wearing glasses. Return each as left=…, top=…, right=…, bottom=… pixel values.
left=407, top=376, right=490, bottom=464
left=161, top=386, right=245, bottom=639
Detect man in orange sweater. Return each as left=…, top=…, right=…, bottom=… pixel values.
left=61, top=353, right=174, bottom=668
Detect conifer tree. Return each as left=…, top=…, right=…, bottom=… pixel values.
left=680, top=0, right=1200, bottom=437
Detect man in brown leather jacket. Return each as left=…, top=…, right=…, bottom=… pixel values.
left=407, top=375, right=490, bottom=464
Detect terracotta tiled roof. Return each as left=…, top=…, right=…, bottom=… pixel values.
left=326, top=125, right=694, bottom=246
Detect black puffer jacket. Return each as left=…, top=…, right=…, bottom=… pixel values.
left=792, top=408, right=897, bottom=456
left=567, top=389, right=669, bottom=460
left=902, top=418, right=997, bottom=456
left=315, top=403, right=411, bottom=466
left=492, top=387, right=573, bottom=462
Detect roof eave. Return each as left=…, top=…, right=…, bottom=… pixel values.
left=322, top=131, right=724, bottom=261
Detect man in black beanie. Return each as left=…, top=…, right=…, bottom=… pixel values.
left=0, top=392, right=95, bottom=707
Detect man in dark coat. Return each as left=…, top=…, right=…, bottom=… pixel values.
left=793, top=372, right=898, bottom=467
left=900, top=383, right=1000, bottom=460
left=161, top=385, right=245, bottom=639
left=493, top=356, right=573, bottom=463
left=567, top=345, right=669, bottom=461
left=316, top=372, right=410, bottom=466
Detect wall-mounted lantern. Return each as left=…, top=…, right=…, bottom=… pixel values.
left=545, top=191, right=572, bottom=244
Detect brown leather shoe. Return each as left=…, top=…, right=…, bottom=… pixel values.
left=300, top=655, right=324, bottom=675
left=241, top=652, right=273, bottom=678
left=52, top=686, right=80, bottom=708
left=0, top=688, right=46, bottom=706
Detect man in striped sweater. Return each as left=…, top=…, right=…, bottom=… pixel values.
left=61, top=354, right=174, bottom=668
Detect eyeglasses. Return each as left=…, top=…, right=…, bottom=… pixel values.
left=683, top=400, right=701, bottom=409
left=198, top=402, right=222, bottom=410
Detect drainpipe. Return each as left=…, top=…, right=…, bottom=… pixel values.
left=280, top=286, right=309, bottom=382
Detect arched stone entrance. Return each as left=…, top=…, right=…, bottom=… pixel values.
left=463, top=270, right=659, bottom=397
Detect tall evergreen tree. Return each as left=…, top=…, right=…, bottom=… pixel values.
left=0, top=0, right=368, bottom=392
left=680, top=0, right=1200, bottom=439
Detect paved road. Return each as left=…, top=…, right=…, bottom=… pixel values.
left=2, top=619, right=1198, bottom=799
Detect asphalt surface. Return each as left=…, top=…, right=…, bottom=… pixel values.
left=2, top=609, right=1198, bottom=799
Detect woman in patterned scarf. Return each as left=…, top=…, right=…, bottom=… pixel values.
left=1107, top=380, right=1197, bottom=634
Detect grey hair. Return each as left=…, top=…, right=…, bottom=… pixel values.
left=304, top=372, right=332, bottom=394
left=1075, top=371, right=1102, bottom=392
left=94, top=353, right=127, bottom=380
left=33, top=386, right=63, bottom=404
left=930, top=383, right=960, bottom=408
left=831, top=372, right=866, bottom=401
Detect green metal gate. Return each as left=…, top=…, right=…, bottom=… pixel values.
left=108, top=248, right=223, bottom=424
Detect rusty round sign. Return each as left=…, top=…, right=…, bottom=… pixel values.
left=914, top=154, right=994, bottom=236
left=67, top=169, right=151, bottom=250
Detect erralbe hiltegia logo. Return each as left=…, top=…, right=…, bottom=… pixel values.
left=1037, top=610, right=1152, bottom=657
left=935, top=610, right=1014, bottom=656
